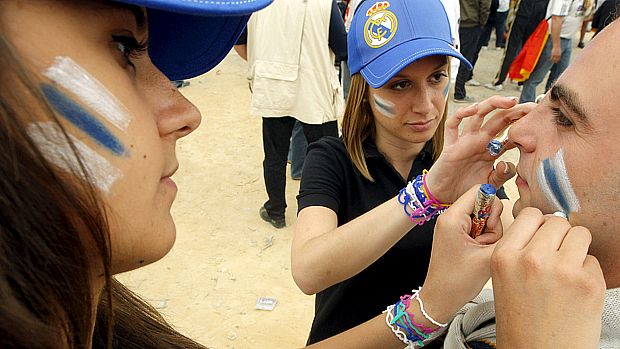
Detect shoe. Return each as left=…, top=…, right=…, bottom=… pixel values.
left=453, top=96, right=476, bottom=104
left=259, top=206, right=286, bottom=229
left=291, top=175, right=301, bottom=181
left=484, top=82, right=503, bottom=92
left=577, top=41, right=585, bottom=49
left=481, top=46, right=488, bottom=50
left=465, top=79, right=481, bottom=86
left=173, top=80, right=190, bottom=89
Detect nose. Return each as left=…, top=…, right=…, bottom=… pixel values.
left=509, top=105, right=538, bottom=154
left=146, top=70, right=202, bottom=140
left=156, top=86, right=202, bottom=140
left=410, top=85, right=433, bottom=115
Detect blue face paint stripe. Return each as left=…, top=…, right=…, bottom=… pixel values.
left=41, top=83, right=126, bottom=156
left=443, top=82, right=450, bottom=97
left=542, top=158, right=571, bottom=214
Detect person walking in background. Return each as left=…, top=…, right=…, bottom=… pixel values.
left=485, top=0, right=550, bottom=91
left=453, top=0, right=491, bottom=103
left=592, top=0, right=620, bottom=35
left=480, top=0, right=511, bottom=49
left=234, top=0, right=347, bottom=229
left=519, top=0, right=575, bottom=102
left=545, top=0, right=592, bottom=91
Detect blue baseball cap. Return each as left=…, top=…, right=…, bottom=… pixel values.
left=348, top=0, right=472, bottom=88
left=117, top=0, right=273, bottom=80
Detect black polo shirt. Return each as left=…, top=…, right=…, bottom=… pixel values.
left=298, top=136, right=438, bottom=345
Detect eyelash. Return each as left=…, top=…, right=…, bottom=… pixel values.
left=551, top=107, right=574, bottom=127
left=389, top=72, right=448, bottom=91
left=112, top=35, right=147, bottom=70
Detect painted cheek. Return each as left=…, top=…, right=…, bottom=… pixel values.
left=372, top=94, right=397, bottom=119
left=442, top=82, right=450, bottom=100
left=41, top=83, right=127, bottom=156
left=536, top=149, right=581, bottom=215
left=28, top=122, right=123, bottom=194
left=44, top=56, right=131, bottom=131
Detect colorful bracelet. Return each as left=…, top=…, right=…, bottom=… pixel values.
left=385, top=288, right=447, bottom=348
left=397, top=170, right=451, bottom=225
left=412, top=287, right=448, bottom=328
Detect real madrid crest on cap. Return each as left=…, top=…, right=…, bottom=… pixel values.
left=364, top=1, right=398, bottom=48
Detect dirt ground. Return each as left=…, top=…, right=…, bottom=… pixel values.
left=117, top=35, right=590, bottom=348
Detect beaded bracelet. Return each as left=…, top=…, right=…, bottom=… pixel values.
left=397, top=170, right=451, bottom=225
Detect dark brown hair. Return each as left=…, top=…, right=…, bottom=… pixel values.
left=0, top=32, right=205, bottom=349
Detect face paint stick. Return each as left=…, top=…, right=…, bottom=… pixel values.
left=470, top=184, right=496, bottom=239
left=28, top=122, right=122, bottom=194
left=44, top=56, right=131, bottom=132
left=372, top=94, right=397, bottom=118
left=487, top=123, right=513, bottom=156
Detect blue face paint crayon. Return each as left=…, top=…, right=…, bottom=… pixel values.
left=41, top=83, right=126, bottom=156
left=470, top=184, right=496, bottom=238
left=487, top=124, right=512, bottom=156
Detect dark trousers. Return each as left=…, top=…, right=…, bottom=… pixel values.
left=480, top=10, right=509, bottom=48
left=262, top=116, right=338, bottom=219
left=454, top=26, right=483, bottom=99
left=494, top=17, right=542, bottom=85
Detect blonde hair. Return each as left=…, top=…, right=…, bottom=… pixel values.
left=341, top=72, right=448, bottom=182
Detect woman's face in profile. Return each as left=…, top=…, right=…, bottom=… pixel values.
left=2, top=0, right=202, bottom=273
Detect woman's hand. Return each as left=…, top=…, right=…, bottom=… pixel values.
left=417, top=185, right=505, bottom=324
left=426, top=96, right=536, bottom=203
left=492, top=208, right=606, bottom=348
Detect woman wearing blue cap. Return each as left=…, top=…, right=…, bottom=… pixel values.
left=293, top=0, right=528, bottom=344
left=0, top=0, right=531, bottom=348
left=0, top=0, right=272, bottom=347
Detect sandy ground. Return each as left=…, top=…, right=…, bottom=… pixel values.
left=117, top=35, right=590, bottom=348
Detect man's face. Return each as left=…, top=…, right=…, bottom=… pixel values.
left=510, top=21, right=620, bottom=255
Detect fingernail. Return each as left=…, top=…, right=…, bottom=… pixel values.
left=509, top=96, right=519, bottom=102
left=469, top=103, right=479, bottom=109
left=553, top=211, right=568, bottom=218
left=502, top=161, right=510, bottom=174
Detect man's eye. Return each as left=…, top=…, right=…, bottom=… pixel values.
left=551, top=107, right=574, bottom=127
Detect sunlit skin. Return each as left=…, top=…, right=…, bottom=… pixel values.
left=509, top=25, right=620, bottom=287
left=1, top=0, right=202, bottom=274
left=367, top=55, right=449, bottom=175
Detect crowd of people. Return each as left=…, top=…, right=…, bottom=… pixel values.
left=1, top=0, right=619, bottom=348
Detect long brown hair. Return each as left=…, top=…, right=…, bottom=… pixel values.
left=341, top=65, right=449, bottom=182
left=0, top=33, right=205, bottom=349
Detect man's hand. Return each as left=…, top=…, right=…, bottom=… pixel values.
left=551, top=44, right=562, bottom=63
left=492, top=208, right=606, bottom=348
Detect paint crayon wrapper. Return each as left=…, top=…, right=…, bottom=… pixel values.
left=470, top=186, right=496, bottom=238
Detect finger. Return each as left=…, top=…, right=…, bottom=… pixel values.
left=444, top=103, right=478, bottom=144
left=480, top=102, right=534, bottom=138
left=488, top=161, right=516, bottom=188
left=475, top=198, right=504, bottom=244
left=526, top=216, right=572, bottom=254
left=497, top=207, right=545, bottom=250
left=583, top=255, right=606, bottom=289
left=461, top=96, right=517, bottom=135
left=558, top=226, right=592, bottom=265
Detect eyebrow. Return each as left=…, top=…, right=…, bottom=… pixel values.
left=391, top=62, right=449, bottom=79
left=103, top=2, right=147, bottom=35
left=549, top=84, right=591, bottom=127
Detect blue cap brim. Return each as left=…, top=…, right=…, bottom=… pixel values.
left=117, top=0, right=272, bottom=80
left=360, top=38, right=473, bottom=89
left=147, top=10, right=249, bottom=80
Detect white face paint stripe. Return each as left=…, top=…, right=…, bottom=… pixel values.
left=28, top=122, right=122, bottom=194
left=536, top=149, right=581, bottom=215
left=372, top=94, right=397, bottom=118
left=44, top=56, right=130, bottom=132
